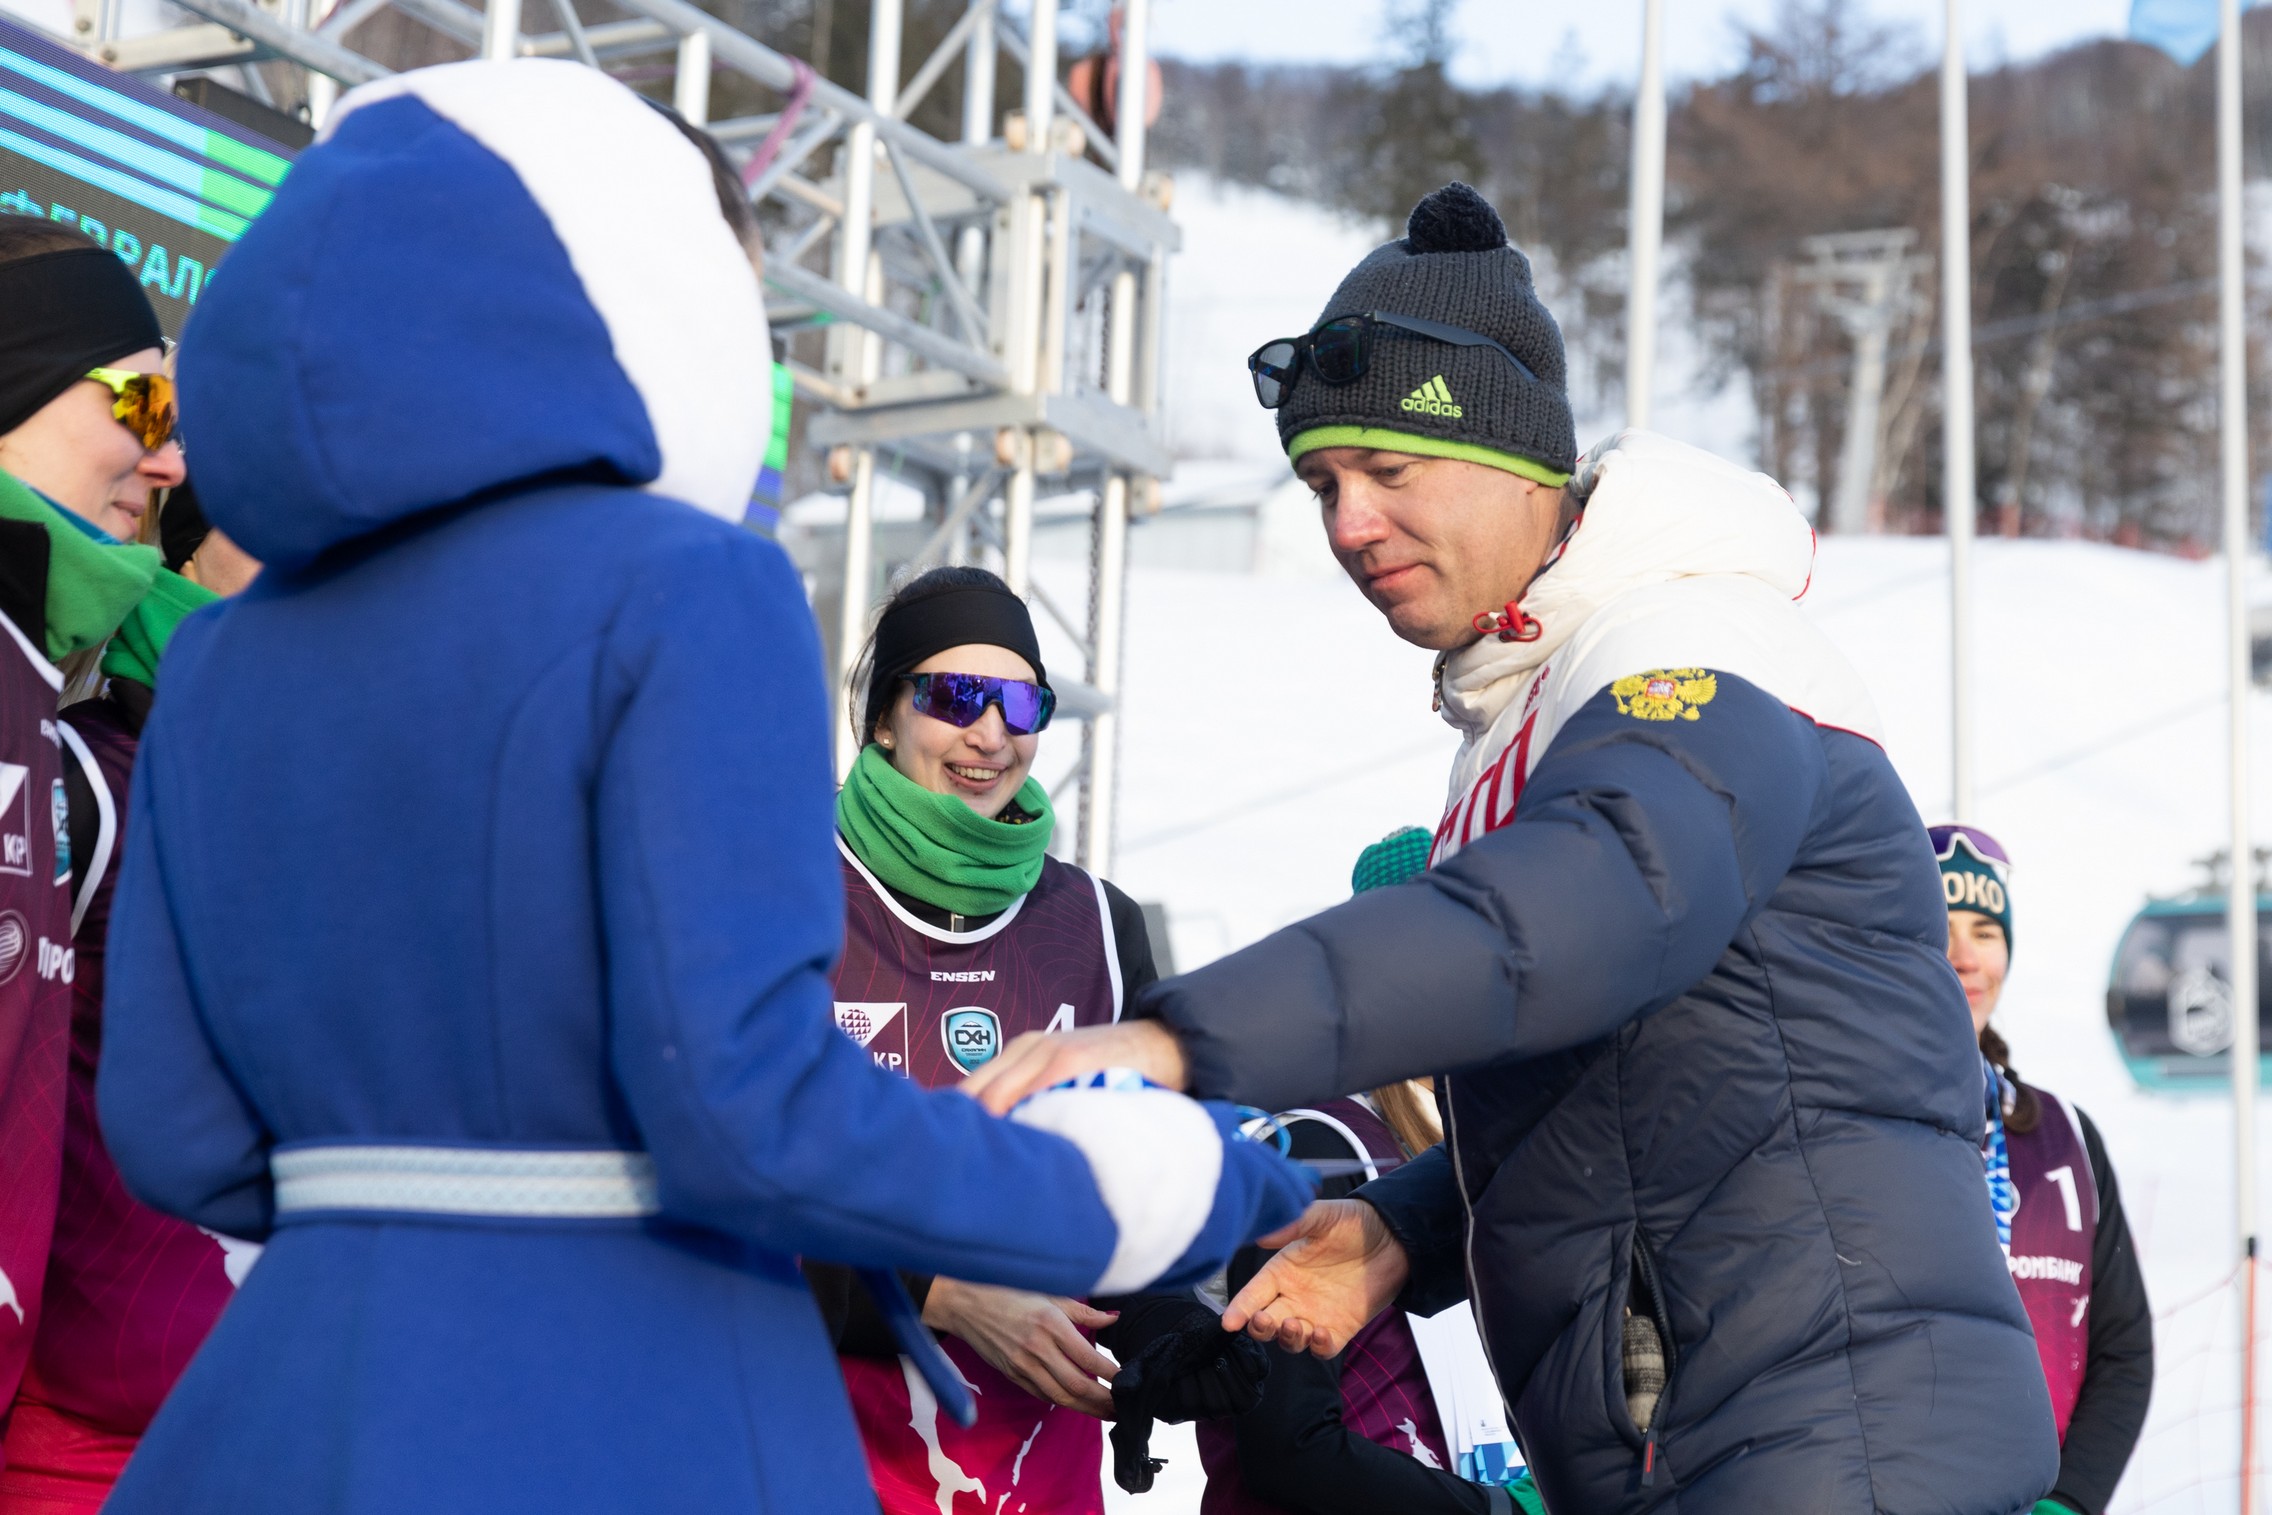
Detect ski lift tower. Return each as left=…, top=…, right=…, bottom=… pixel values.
left=69, top=0, right=1174, bottom=877
left=1795, top=228, right=1928, bottom=536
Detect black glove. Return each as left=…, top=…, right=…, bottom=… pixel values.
left=1121, top=1310, right=1273, bottom=1424
left=1106, top=1305, right=1272, bottom=1494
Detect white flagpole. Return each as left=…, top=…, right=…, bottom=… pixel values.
left=2220, top=0, right=2261, bottom=1504
left=1625, top=0, right=1665, bottom=430
left=1940, top=0, right=1975, bottom=825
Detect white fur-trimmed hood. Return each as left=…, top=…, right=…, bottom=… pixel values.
left=1426, top=432, right=1883, bottom=861
left=181, top=58, right=771, bottom=570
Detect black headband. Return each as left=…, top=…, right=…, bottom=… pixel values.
left=864, top=585, right=1047, bottom=740
left=0, top=247, right=165, bottom=439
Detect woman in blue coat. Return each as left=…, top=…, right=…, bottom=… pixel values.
left=91, top=59, right=1303, bottom=1514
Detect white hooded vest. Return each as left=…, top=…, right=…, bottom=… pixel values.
left=1428, top=430, right=1885, bottom=864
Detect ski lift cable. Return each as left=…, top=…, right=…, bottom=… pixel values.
left=1762, top=277, right=2217, bottom=387
left=1964, top=688, right=2224, bottom=806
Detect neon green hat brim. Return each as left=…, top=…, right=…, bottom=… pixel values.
left=1286, top=426, right=1572, bottom=487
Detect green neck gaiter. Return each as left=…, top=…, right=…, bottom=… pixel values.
left=0, top=471, right=159, bottom=661
left=102, top=566, right=217, bottom=687
left=836, top=742, right=1053, bottom=916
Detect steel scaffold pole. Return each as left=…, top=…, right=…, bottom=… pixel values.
left=2220, top=0, right=2261, bottom=1504
left=1081, top=0, right=1148, bottom=874
left=1624, top=0, right=1665, bottom=430
left=673, top=27, right=710, bottom=123
left=832, top=0, right=902, bottom=778
left=480, top=0, right=518, bottom=60
left=1941, top=0, right=1976, bottom=824
left=1001, top=0, right=1056, bottom=596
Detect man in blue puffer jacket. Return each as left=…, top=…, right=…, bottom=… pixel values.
left=91, top=59, right=1307, bottom=1514
left=971, top=182, right=2060, bottom=1513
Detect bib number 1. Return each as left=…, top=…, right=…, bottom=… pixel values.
left=2045, top=1165, right=2082, bottom=1232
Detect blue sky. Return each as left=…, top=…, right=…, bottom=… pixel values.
left=1142, top=0, right=2137, bottom=90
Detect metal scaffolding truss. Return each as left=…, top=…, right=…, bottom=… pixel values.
left=66, top=0, right=1170, bottom=876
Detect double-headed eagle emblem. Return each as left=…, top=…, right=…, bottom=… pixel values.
left=1611, top=668, right=1718, bottom=722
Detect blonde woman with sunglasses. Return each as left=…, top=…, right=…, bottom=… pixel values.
left=0, top=218, right=243, bottom=1515
left=0, top=224, right=183, bottom=544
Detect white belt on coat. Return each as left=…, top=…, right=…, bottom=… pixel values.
left=270, top=1144, right=659, bottom=1218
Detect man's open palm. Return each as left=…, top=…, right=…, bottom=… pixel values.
left=1222, top=1198, right=1410, bottom=1358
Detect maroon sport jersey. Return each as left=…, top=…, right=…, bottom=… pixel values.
left=0, top=696, right=241, bottom=1512
left=829, top=838, right=1123, bottom=1084
left=2006, top=1088, right=2099, bottom=1440
left=830, top=837, right=1122, bottom=1515
left=0, top=610, right=72, bottom=1451
left=1197, top=1098, right=1457, bottom=1514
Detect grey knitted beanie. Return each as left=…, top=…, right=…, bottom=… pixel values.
left=1278, top=183, right=1576, bottom=483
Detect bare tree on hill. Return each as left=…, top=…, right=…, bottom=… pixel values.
left=1151, top=0, right=2272, bottom=552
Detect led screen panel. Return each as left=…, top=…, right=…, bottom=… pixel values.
left=0, top=17, right=297, bottom=337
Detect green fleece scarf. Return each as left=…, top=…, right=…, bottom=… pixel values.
left=836, top=743, right=1052, bottom=916
left=101, top=566, right=217, bottom=687
left=0, top=470, right=159, bottom=661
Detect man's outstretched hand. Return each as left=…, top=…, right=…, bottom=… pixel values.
left=1222, top=1198, right=1410, bottom=1358
left=963, top=1020, right=1189, bottom=1114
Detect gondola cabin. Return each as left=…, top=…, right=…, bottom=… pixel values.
left=2107, top=890, right=2272, bottom=1091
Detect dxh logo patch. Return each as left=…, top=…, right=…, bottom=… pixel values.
left=942, top=1007, right=1002, bottom=1074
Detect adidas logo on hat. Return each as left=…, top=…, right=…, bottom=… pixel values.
left=1402, top=375, right=1463, bottom=419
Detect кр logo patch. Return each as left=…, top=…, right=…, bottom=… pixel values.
left=1611, top=669, right=1718, bottom=722
left=834, top=1001, right=909, bottom=1075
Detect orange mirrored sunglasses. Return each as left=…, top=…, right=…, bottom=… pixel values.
left=84, top=367, right=176, bottom=451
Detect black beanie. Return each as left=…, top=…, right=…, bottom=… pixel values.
left=860, top=575, right=1047, bottom=745
left=1277, top=183, right=1576, bottom=483
left=0, top=247, right=165, bottom=439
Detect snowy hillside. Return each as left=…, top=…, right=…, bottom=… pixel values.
left=1059, top=176, right=2269, bottom=1514
left=1160, top=174, right=1759, bottom=476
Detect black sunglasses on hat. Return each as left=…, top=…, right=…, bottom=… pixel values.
left=1247, top=310, right=1542, bottom=410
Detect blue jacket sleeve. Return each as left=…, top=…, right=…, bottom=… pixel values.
left=591, top=533, right=1124, bottom=1293
left=97, top=690, right=277, bottom=1241
left=1353, top=1144, right=1471, bottom=1316
left=1144, top=671, right=1826, bottom=1110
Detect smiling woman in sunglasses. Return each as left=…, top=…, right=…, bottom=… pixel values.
left=811, top=564, right=1162, bottom=1515
left=0, top=223, right=185, bottom=545
left=1935, top=825, right=2153, bottom=1515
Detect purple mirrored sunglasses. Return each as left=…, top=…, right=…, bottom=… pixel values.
left=903, top=672, right=1055, bottom=735
left=1928, top=823, right=2011, bottom=873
